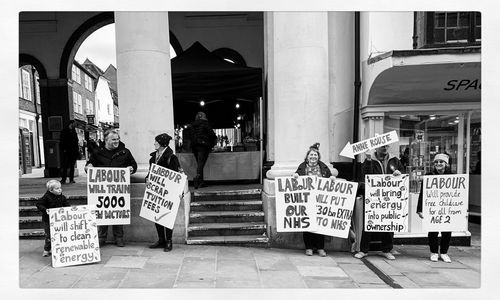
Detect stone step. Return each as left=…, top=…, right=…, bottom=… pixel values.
left=19, top=196, right=87, bottom=207
left=186, top=234, right=269, bottom=247
left=19, top=206, right=41, bottom=217
left=190, top=200, right=263, bottom=212
left=19, top=228, right=45, bottom=239
left=187, top=222, right=267, bottom=237
left=189, top=210, right=265, bottom=223
left=193, top=189, right=261, bottom=201
left=19, top=216, right=43, bottom=229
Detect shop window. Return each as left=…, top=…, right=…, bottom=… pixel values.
left=417, top=12, right=480, bottom=48
left=384, top=112, right=479, bottom=193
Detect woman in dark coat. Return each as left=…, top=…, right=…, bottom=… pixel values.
left=417, top=153, right=453, bottom=263
left=293, top=143, right=338, bottom=257
left=146, top=133, right=183, bottom=252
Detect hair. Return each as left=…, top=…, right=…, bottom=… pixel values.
left=304, top=143, right=321, bottom=162
left=195, top=111, right=207, bottom=121
left=46, top=179, right=61, bottom=191
left=104, top=129, right=120, bottom=141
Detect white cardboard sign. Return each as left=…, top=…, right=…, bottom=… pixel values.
left=140, top=164, right=187, bottom=229
left=48, top=205, right=101, bottom=268
left=364, top=174, right=409, bottom=232
left=87, top=167, right=131, bottom=225
left=422, top=174, right=469, bottom=232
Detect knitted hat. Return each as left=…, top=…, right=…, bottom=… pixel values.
left=155, top=133, right=172, bottom=147
left=310, top=142, right=320, bottom=151
left=433, top=153, right=449, bottom=164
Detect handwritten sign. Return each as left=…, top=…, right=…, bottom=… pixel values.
left=48, top=205, right=100, bottom=268
left=275, top=176, right=318, bottom=232
left=364, top=174, right=409, bottom=232
left=422, top=174, right=469, bottom=232
left=87, top=167, right=131, bottom=225
left=313, top=178, right=358, bottom=238
left=140, top=164, right=187, bottom=229
left=340, top=131, right=399, bottom=159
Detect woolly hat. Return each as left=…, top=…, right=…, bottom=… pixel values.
left=433, top=153, right=449, bottom=164
left=155, top=133, right=172, bottom=147
left=310, top=143, right=320, bottom=151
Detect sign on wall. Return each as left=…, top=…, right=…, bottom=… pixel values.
left=313, top=178, right=358, bottom=238
left=140, top=164, right=187, bottom=229
left=421, top=174, right=469, bottom=232
left=48, top=205, right=101, bottom=268
left=364, top=174, right=409, bottom=232
left=275, top=176, right=318, bottom=232
left=87, top=167, right=131, bottom=225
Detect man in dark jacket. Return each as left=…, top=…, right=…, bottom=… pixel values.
left=190, top=112, right=217, bottom=189
left=355, top=144, right=404, bottom=260
left=60, top=120, right=80, bottom=184
left=85, top=129, right=137, bottom=247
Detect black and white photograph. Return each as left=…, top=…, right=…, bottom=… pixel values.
left=4, top=0, right=499, bottom=299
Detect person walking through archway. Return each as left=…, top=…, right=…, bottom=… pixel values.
left=190, top=112, right=216, bottom=189
left=60, top=120, right=79, bottom=184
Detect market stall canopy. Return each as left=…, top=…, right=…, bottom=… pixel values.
left=171, top=41, right=262, bottom=101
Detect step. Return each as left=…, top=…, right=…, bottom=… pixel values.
left=193, top=189, right=262, bottom=201
left=186, top=234, right=269, bottom=247
left=19, top=229, right=45, bottom=239
left=19, top=206, right=41, bottom=217
left=189, top=210, right=265, bottom=223
left=188, top=222, right=267, bottom=237
left=190, top=200, right=263, bottom=212
left=19, top=196, right=87, bottom=207
left=19, top=216, right=43, bottom=229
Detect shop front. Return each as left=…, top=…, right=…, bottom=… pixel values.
left=358, top=48, right=481, bottom=245
left=169, top=42, right=264, bottom=182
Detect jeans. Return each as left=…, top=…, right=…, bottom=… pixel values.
left=303, top=232, right=325, bottom=249
left=428, top=231, right=452, bottom=254
left=98, top=225, right=124, bottom=241
left=192, top=145, right=210, bottom=180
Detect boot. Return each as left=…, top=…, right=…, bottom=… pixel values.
left=116, top=238, right=125, bottom=247
left=164, top=240, right=172, bottom=252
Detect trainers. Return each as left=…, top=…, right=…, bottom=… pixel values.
left=42, top=250, right=50, bottom=257
left=430, top=253, right=439, bottom=262
left=381, top=252, right=396, bottom=260
left=354, top=251, right=367, bottom=259
left=440, top=253, right=451, bottom=263
left=318, top=249, right=327, bottom=257
left=305, top=249, right=313, bottom=256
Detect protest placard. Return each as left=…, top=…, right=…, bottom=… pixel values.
left=48, top=205, right=100, bottom=268
left=313, top=178, right=358, bottom=238
left=87, top=167, right=131, bottom=225
left=275, top=176, right=318, bottom=232
left=421, top=174, right=469, bottom=232
left=140, top=164, right=187, bottom=229
left=364, top=174, right=409, bottom=232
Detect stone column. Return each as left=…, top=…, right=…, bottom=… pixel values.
left=265, top=12, right=332, bottom=179
left=115, top=12, right=174, bottom=170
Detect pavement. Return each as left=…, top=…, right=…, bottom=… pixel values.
left=17, top=162, right=482, bottom=290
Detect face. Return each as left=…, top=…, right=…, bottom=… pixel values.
left=105, top=133, right=120, bottom=150
left=376, top=145, right=388, bottom=157
left=434, top=159, right=447, bottom=172
left=51, top=184, right=62, bottom=195
left=307, top=150, right=319, bottom=164
left=154, top=140, right=161, bottom=150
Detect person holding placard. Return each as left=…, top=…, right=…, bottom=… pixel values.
left=85, top=129, right=137, bottom=247
left=36, top=180, right=70, bottom=257
left=417, top=153, right=453, bottom=263
left=146, top=133, right=183, bottom=252
left=355, top=144, right=403, bottom=260
left=293, top=143, right=338, bottom=257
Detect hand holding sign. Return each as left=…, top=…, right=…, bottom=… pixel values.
left=340, top=131, right=399, bottom=159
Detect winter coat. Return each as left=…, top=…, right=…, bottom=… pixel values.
left=190, top=119, right=217, bottom=149
left=60, top=127, right=80, bottom=160
left=86, top=141, right=137, bottom=173
left=146, top=146, right=182, bottom=181
left=36, top=191, right=70, bottom=223
left=295, top=160, right=332, bottom=178
left=417, top=168, right=453, bottom=213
